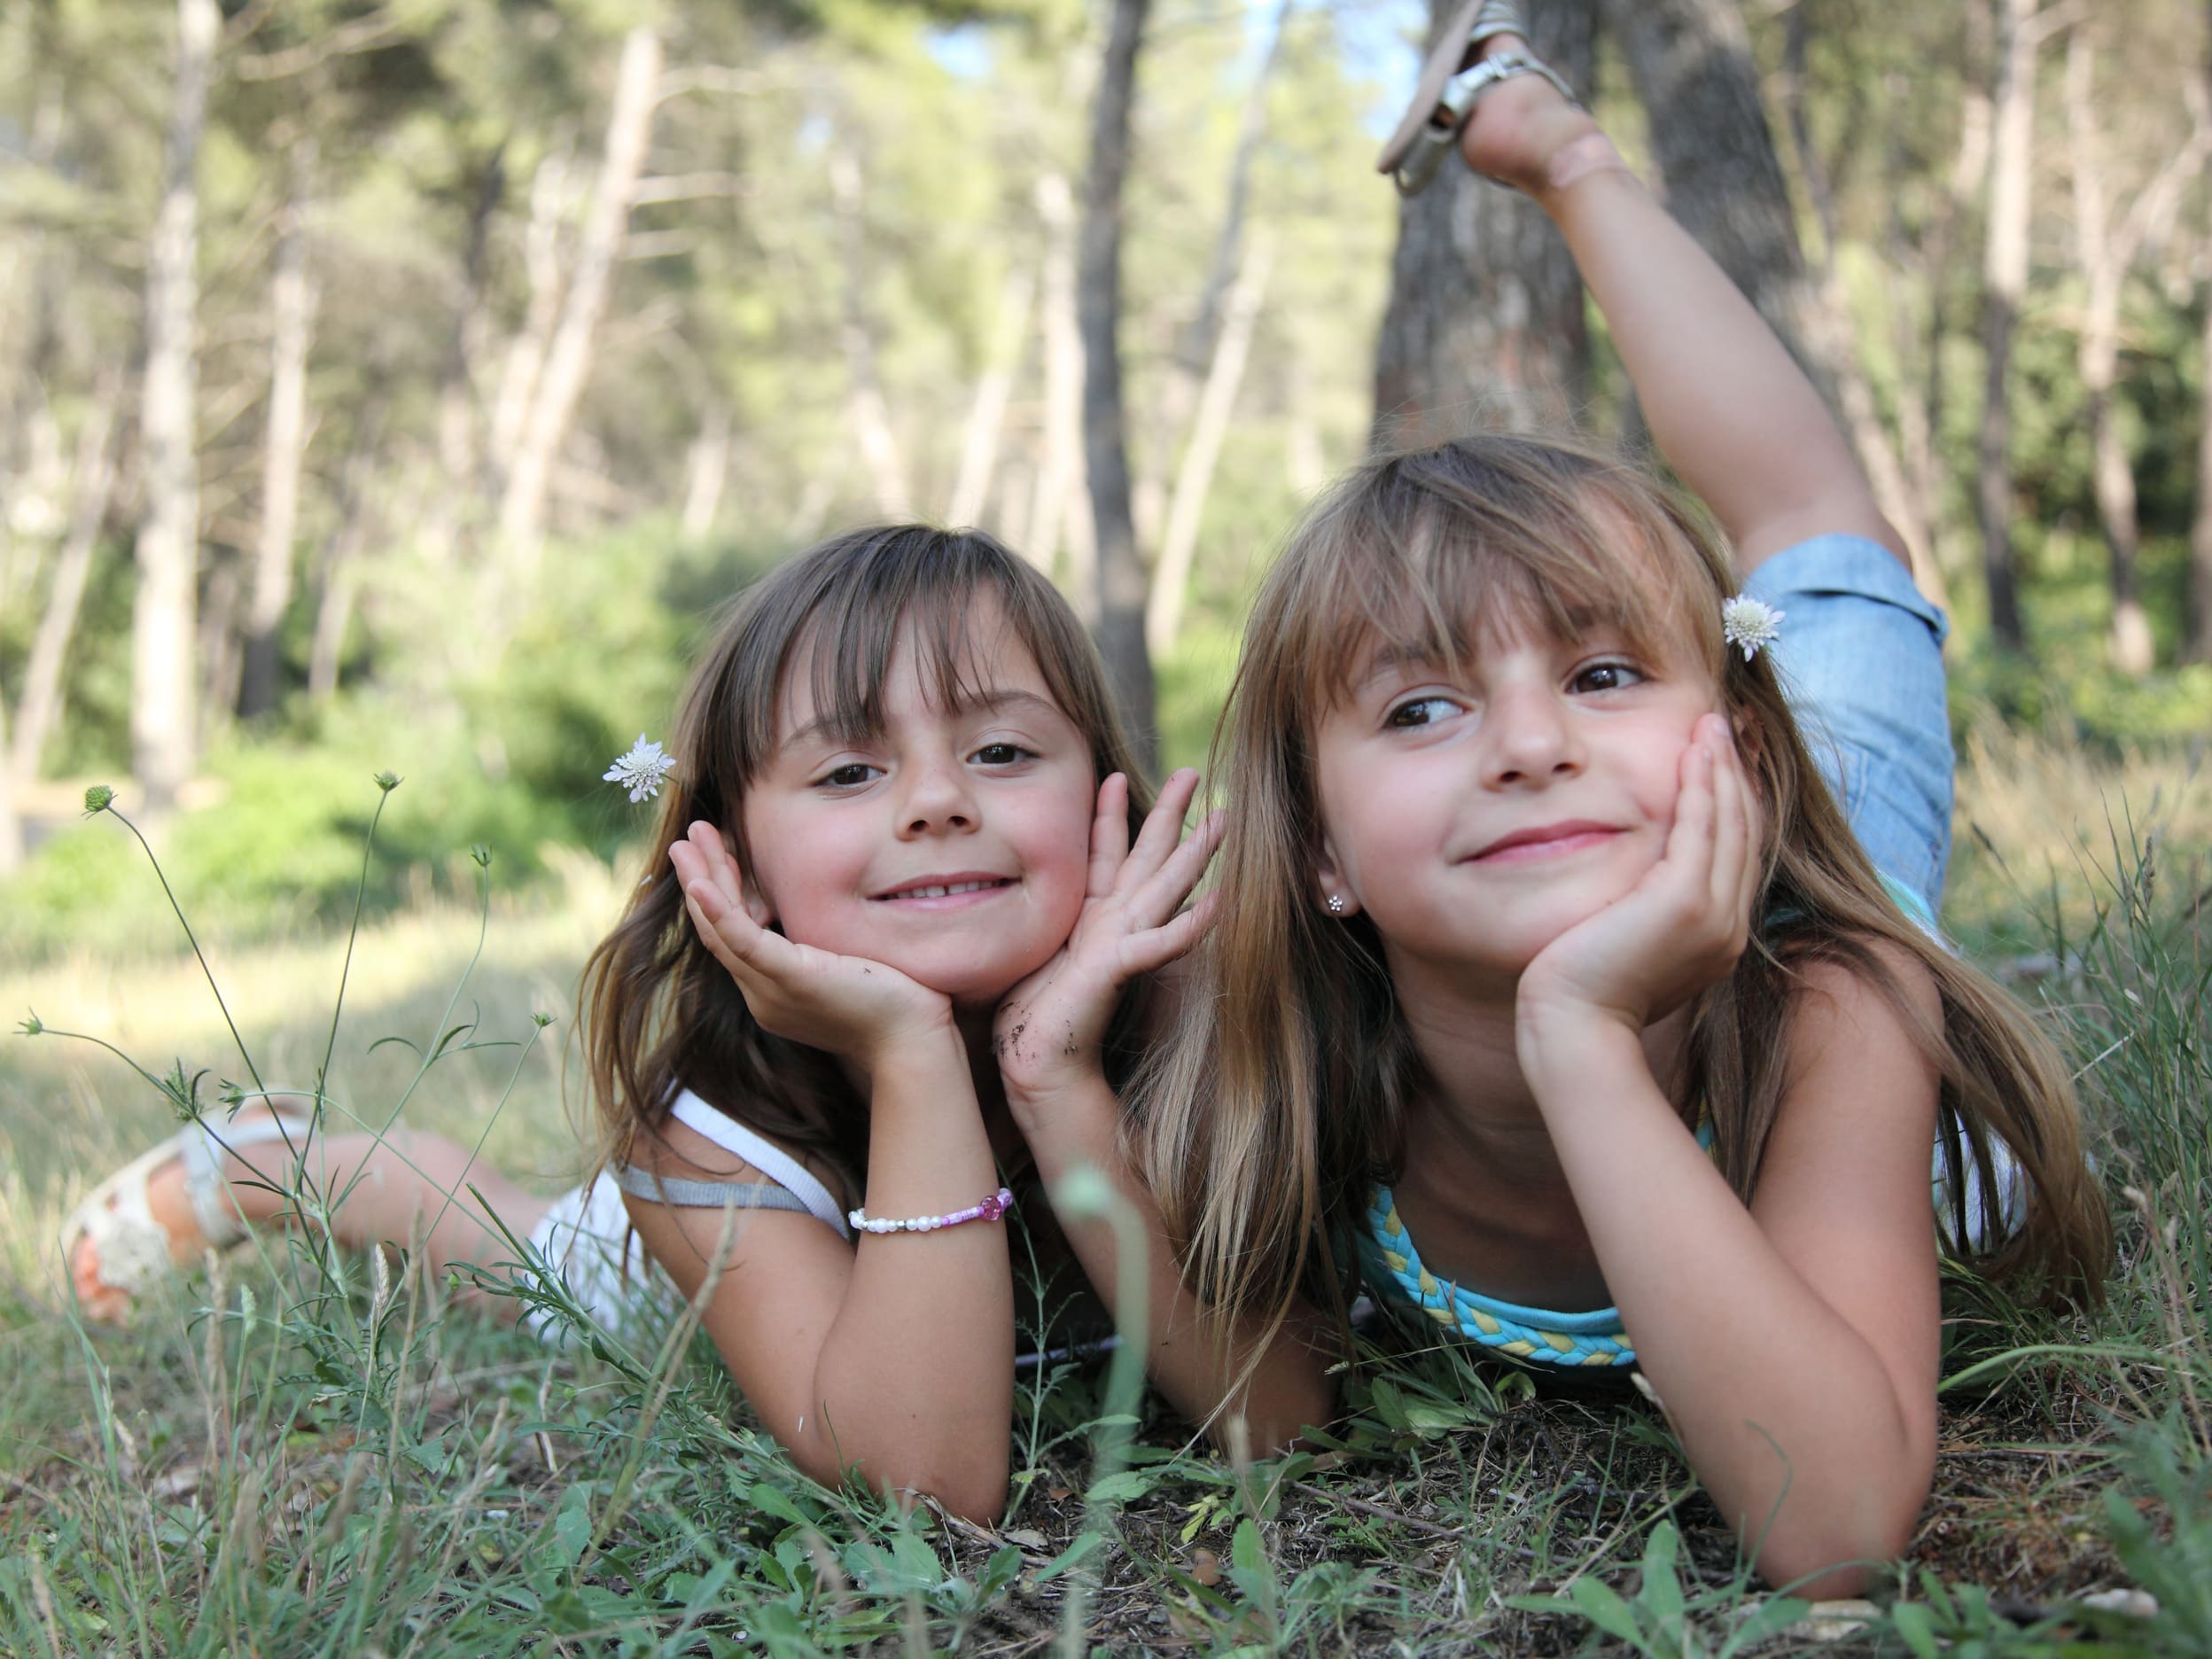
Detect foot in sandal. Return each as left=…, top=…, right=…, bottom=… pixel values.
left=1376, top=0, right=1601, bottom=198
left=64, top=1104, right=308, bottom=1321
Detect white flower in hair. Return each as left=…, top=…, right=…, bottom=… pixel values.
left=604, top=734, right=676, bottom=802
left=1721, top=595, right=1785, bottom=662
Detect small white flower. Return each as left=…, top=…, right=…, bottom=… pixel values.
left=604, top=734, right=676, bottom=802
left=1720, top=595, right=1785, bottom=662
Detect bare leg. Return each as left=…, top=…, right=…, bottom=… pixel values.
left=71, top=1110, right=557, bottom=1322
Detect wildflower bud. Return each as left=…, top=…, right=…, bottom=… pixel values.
left=532, top=1012, right=555, bottom=1029
left=18, top=1012, right=43, bottom=1036
left=82, top=784, right=114, bottom=814
left=471, top=844, right=493, bottom=868
left=373, top=771, right=401, bottom=793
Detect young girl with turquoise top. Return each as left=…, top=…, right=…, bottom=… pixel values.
left=1141, top=0, right=2108, bottom=1593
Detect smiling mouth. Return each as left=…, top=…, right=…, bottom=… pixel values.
left=1470, top=822, right=1624, bottom=862
left=870, top=876, right=1017, bottom=902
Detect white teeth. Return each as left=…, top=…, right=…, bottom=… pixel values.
left=886, top=879, right=1002, bottom=900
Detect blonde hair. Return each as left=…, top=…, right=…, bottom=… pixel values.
left=1138, top=437, right=2109, bottom=1362
left=581, top=525, right=1151, bottom=1200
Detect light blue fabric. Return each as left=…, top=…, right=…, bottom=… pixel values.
left=1743, top=533, right=1953, bottom=915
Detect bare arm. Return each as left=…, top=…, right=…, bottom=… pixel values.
left=664, top=823, right=1017, bottom=1518
left=624, top=1030, right=1015, bottom=1522
left=1014, top=1071, right=1340, bottom=1452
left=1522, top=982, right=1941, bottom=1593
left=1459, top=51, right=1907, bottom=572
left=993, top=772, right=1340, bottom=1447
left=1515, top=729, right=1940, bottom=1592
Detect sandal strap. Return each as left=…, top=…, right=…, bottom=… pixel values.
left=1390, top=50, right=1585, bottom=198
left=1437, top=49, right=1581, bottom=126
left=180, top=1102, right=314, bottom=1246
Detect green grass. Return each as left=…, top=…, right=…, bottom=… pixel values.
left=3, top=737, right=2209, bottom=1656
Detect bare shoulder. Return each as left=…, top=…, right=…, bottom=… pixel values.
left=1785, top=939, right=1943, bottom=1078
left=1761, top=937, right=1943, bottom=1180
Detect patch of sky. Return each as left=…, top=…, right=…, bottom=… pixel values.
left=926, top=23, right=996, bottom=81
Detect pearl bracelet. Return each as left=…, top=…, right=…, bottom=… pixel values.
left=848, top=1187, right=1014, bottom=1235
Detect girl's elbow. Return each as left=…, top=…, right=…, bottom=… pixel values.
left=922, top=1458, right=1011, bottom=1526
left=1749, top=1488, right=1924, bottom=1597
left=883, top=1448, right=1011, bottom=1525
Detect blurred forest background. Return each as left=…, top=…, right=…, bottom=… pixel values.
left=4, top=0, right=2210, bottom=958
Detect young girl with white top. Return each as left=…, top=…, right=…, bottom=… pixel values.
left=69, top=525, right=1294, bottom=1522
left=1139, top=1, right=2109, bottom=1593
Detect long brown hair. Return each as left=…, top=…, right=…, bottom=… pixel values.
left=581, top=525, right=1151, bottom=1200
left=1138, top=437, right=2110, bottom=1362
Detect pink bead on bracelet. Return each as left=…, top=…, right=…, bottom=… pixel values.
left=848, top=1187, right=1015, bottom=1235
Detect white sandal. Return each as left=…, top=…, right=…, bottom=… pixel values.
left=1375, top=0, right=1583, bottom=197
left=63, top=1102, right=314, bottom=1313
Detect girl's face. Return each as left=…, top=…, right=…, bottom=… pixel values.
left=1312, top=607, right=1725, bottom=988
left=738, top=605, right=1098, bottom=1008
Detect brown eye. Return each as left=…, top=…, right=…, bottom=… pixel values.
left=819, top=763, right=877, bottom=788
left=971, top=743, right=1032, bottom=766
left=1386, top=696, right=1459, bottom=728
left=1571, top=661, right=1641, bottom=694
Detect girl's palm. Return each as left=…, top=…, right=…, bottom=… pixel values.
left=670, top=823, right=951, bottom=1067
left=1518, top=719, right=1758, bottom=1032
left=995, top=771, right=1222, bottom=1106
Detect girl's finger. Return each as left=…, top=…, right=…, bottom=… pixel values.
left=682, top=868, right=793, bottom=986
left=1663, top=735, right=1717, bottom=887
left=1087, top=774, right=1131, bottom=899
left=1705, top=722, right=1749, bottom=914
left=1118, top=892, right=1219, bottom=978
left=1121, top=768, right=1202, bottom=888
left=690, top=820, right=744, bottom=907
left=1126, top=808, right=1227, bottom=929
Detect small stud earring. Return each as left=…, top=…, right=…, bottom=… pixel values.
left=1326, top=893, right=1346, bottom=915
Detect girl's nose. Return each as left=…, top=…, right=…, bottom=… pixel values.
left=896, top=754, right=979, bottom=836
left=1482, top=685, right=1581, bottom=786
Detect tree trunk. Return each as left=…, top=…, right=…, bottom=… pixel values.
left=1147, top=235, right=1272, bottom=657
left=2194, top=0, right=2212, bottom=662
left=1608, top=0, right=1830, bottom=401
left=424, top=146, right=504, bottom=566
left=1976, top=0, right=2045, bottom=653
left=1133, top=0, right=1292, bottom=545
left=12, top=394, right=117, bottom=782
left=682, top=401, right=730, bottom=538
left=0, top=697, right=19, bottom=874
left=130, top=0, right=219, bottom=814
left=1780, top=8, right=1946, bottom=609
left=499, top=26, right=660, bottom=571
left=1371, top=0, right=1598, bottom=447
left=1079, top=0, right=1157, bottom=767
left=1900, top=4, right=1994, bottom=582
left=2065, top=32, right=2148, bottom=674
left=827, top=147, right=913, bottom=519
left=240, top=140, right=318, bottom=719
left=1027, top=173, right=1095, bottom=611
left=487, top=144, right=573, bottom=495
left=946, top=261, right=1036, bottom=529
left=2066, top=27, right=2212, bottom=674
left=309, top=401, right=387, bottom=701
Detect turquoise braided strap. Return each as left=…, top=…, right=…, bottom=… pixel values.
left=1358, top=1188, right=1639, bottom=1368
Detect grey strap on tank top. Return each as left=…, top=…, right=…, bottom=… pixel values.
left=662, top=1087, right=853, bottom=1240
left=611, top=1164, right=820, bottom=1217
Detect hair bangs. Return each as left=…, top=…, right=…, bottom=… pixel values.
left=1289, top=449, right=1703, bottom=720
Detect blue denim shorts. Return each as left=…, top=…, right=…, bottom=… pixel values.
left=1742, top=534, right=1953, bottom=913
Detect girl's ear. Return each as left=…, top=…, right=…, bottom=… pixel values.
left=1312, top=834, right=1360, bottom=919
left=728, top=830, right=778, bottom=928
